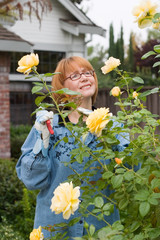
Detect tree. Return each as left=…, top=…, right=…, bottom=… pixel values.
left=134, top=39, right=160, bottom=74
left=0, top=0, right=52, bottom=25
left=133, top=38, right=160, bottom=85
left=108, top=23, right=116, bottom=57
left=128, top=32, right=134, bottom=72
left=119, top=25, right=124, bottom=66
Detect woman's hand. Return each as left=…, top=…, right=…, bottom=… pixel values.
left=34, top=110, right=54, bottom=149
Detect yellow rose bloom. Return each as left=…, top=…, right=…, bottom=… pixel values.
left=86, top=108, right=112, bottom=137
left=111, top=86, right=121, bottom=97
left=50, top=182, right=80, bottom=220
left=30, top=226, right=44, bottom=240
left=133, top=91, right=139, bottom=99
left=17, top=53, right=39, bottom=74
left=101, top=57, right=121, bottom=74
left=132, top=0, right=158, bottom=28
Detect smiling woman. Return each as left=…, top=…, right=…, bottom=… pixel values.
left=52, top=56, right=98, bottom=108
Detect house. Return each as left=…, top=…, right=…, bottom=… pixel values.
left=0, top=0, right=106, bottom=158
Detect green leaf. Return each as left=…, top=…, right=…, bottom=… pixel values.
left=94, top=196, right=104, bottom=208
left=148, top=228, right=160, bottom=239
left=25, top=74, right=37, bottom=79
left=135, top=190, right=150, bottom=201
left=153, top=61, right=160, bottom=68
left=153, top=13, right=160, bottom=22
left=32, top=81, right=44, bottom=86
left=68, top=217, right=81, bottom=226
left=154, top=44, right=160, bottom=53
left=112, top=221, right=124, bottom=231
left=152, top=192, right=160, bottom=198
left=139, top=202, right=150, bottom=217
left=89, top=224, right=95, bottom=236
left=111, top=175, right=123, bottom=188
left=155, top=54, right=160, bottom=58
left=62, top=102, right=77, bottom=109
left=98, top=227, right=111, bottom=239
left=44, top=72, right=60, bottom=77
left=151, top=178, right=160, bottom=189
left=118, top=198, right=129, bottom=210
left=141, top=51, right=156, bottom=59
left=31, top=85, right=43, bottom=94
left=103, top=203, right=114, bottom=212
left=148, top=197, right=158, bottom=205
left=132, top=233, right=145, bottom=240
left=92, top=208, right=101, bottom=214
left=39, top=103, right=55, bottom=108
left=63, top=137, right=68, bottom=143
left=139, top=87, right=159, bottom=98
left=35, top=96, right=46, bottom=106
left=54, top=88, right=81, bottom=95
left=124, top=171, right=134, bottom=181
left=102, top=171, right=113, bottom=179
left=130, top=221, right=141, bottom=232
left=132, top=77, right=144, bottom=84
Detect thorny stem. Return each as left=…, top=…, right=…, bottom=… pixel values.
left=70, top=166, right=116, bottom=205
left=80, top=205, right=112, bottom=228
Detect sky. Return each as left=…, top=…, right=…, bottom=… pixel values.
left=78, top=0, right=159, bottom=49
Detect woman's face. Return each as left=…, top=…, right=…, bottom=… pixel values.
left=63, top=64, right=96, bottom=101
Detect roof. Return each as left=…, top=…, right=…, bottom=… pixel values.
left=0, top=25, right=33, bottom=52
left=58, top=0, right=106, bottom=37
left=60, top=19, right=106, bottom=37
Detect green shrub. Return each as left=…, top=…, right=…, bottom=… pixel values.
left=0, top=158, right=37, bottom=238
left=10, top=124, right=32, bottom=159
left=0, top=217, right=25, bottom=240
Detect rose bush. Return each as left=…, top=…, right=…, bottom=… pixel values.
left=17, top=52, right=160, bottom=240
left=16, top=1, right=160, bottom=239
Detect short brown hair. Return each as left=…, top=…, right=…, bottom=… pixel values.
left=51, top=56, right=98, bottom=104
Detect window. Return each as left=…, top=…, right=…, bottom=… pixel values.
left=10, top=92, right=35, bottom=125
left=10, top=51, right=65, bottom=74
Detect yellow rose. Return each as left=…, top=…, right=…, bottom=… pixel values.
left=132, top=0, right=158, bottom=28
left=101, top=57, right=121, bottom=74
left=132, top=91, right=139, bottom=99
left=30, top=226, right=44, bottom=240
left=17, top=53, right=39, bottom=74
left=50, top=182, right=80, bottom=220
left=111, top=86, right=121, bottom=97
left=86, top=107, right=112, bottom=137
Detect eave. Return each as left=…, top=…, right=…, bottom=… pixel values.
left=60, top=19, right=106, bottom=37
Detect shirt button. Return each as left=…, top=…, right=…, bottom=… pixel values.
left=79, top=220, right=83, bottom=224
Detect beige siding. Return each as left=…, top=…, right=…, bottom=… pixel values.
left=6, top=1, right=85, bottom=55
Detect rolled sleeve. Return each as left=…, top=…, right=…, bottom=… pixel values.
left=16, top=127, right=51, bottom=190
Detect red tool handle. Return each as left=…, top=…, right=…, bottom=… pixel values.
left=46, top=120, right=54, bottom=134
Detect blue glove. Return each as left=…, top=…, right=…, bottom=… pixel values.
left=33, top=110, right=54, bottom=157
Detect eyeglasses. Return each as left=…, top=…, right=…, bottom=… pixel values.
left=65, top=70, right=94, bottom=81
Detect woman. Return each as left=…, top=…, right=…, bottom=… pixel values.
left=16, top=56, right=129, bottom=238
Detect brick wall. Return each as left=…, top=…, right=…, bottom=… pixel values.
left=0, top=52, right=10, bottom=159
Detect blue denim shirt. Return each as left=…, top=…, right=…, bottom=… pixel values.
left=16, top=114, right=130, bottom=239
